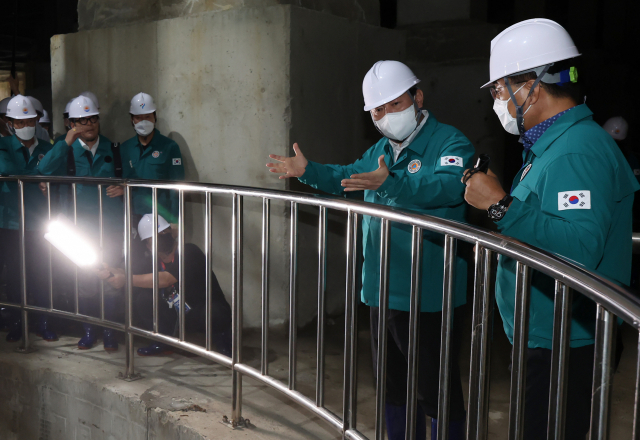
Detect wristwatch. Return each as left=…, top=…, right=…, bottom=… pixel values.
left=487, top=195, right=513, bottom=222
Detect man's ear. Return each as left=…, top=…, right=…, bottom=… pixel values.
left=525, top=80, right=541, bottom=106
left=414, top=89, right=424, bottom=108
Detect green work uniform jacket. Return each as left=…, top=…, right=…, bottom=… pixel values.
left=299, top=113, right=475, bottom=312
left=496, top=104, right=640, bottom=349
left=0, top=135, right=53, bottom=231
left=120, top=129, right=185, bottom=223
left=37, top=135, right=124, bottom=236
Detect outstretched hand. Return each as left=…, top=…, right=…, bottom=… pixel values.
left=341, top=155, right=389, bottom=192
left=266, top=143, right=309, bottom=179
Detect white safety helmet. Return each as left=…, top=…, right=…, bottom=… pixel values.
left=68, top=95, right=99, bottom=119
left=64, top=98, right=74, bottom=116
left=603, top=117, right=628, bottom=141
left=138, top=214, right=171, bottom=241
left=362, top=61, right=421, bottom=111
left=130, top=92, right=157, bottom=115
left=39, top=109, right=51, bottom=124
left=0, top=97, right=10, bottom=115
left=5, top=95, right=38, bottom=120
left=80, top=91, right=100, bottom=109
left=481, top=19, right=581, bottom=88
left=27, top=96, right=44, bottom=115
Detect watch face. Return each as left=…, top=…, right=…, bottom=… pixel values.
left=488, top=204, right=506, bottom=221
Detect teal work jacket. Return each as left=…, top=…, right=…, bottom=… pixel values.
left=0, top=135, right=53, bottom=230
left=496, top=104, right=640, bottom=349
left=120, top=129, right=185, bottom=222
left=299, top=113, right=475, bottom=312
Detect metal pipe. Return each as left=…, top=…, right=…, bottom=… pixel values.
left=152, top=187, right=159, bottom=334
left=47, top=182, right=53, bottom=310
left=98, top=184, right=105, bottom=321
left=73, top=182, right=79, bottom=315
left=508, top=262, right=531, bottom=440
left=547, top=282, right=573, bottom=440
left=405, top=226, right=424, bottom=440
left=316, top=206, right=327, bottom=406
left=18, top=180, right=29, bottom=351
left=231, top=194, right=244, bottom=423
left=205, top=192, right=213, bottom=351
left=123, top=185, right=135, bottom=378
left=375, top=218, right=391, bottom=440
left=437, top=235, right=457, bottom=440
left=289, top=202, right=298, bottom=390
left=348, top=213, right=359, bottom=431
left=467, top=246, right=494, bottom=440
left=261, top=198, right=270, bottom=373
left=589, top=305, right=616, bottom=440
left=633, top=333, right=640, bottom=440
left=178, top=190, right=186, bottom=342
left=342, top=210, right=357, bottom=437
left=0, top=301, right=126, bottom=330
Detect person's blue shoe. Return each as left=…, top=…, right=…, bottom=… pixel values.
left=137, top=343, right=173, bottom=356
left=431, top=418, right=465, bottom=440
left=77, top=324, right=97, bottom=349
left=103, top=329, right=118, bottom=352
left=37, top=317, right=58, bottom=342
left=5, top=318, right=21, bottom=342
left=385, top=403, right=427, bottom=440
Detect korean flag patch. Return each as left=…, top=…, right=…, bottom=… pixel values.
left=440, top=156, right=463, bottom=167
left=172, top=158, right=182, bottom=165
left=558, top=191, right=591, bottom=210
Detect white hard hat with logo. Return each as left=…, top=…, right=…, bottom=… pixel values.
left=130, top=92, right=157, bottom=115
left=5, top=95, right=38, bottom=120
left=138, top=214, right=171, bottom=240
left=68, top=95, right=99, bottom=119
left=0, top=97, right=10, bottom=114
left=481, top=19, right=581, bottom=88
left=362, top=61, right=421, bottom=111
left=39, top=109, right=51, bottom=124
left=28, top=96, right=44, bottom=115
left=64, top=98, right=74, bottom=115
left=80, top=91, right=100, bottom=109
left=603, top=117, right=628, bottom=141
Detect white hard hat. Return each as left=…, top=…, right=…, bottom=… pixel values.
left=0, top=97, right=10, bottom=114
left=362, top=61, right=421, bottom=111
left=138, top=214, right=171, bottom=240
left=68, top=95, right=99, bottom=119
left=28, top=96, right=44, bottom=114
left=64, top=98, right=74, bottom=115
left=39, top=109, right=51, bottom=124
left=603, top=117, right=628, bottom=141
left=5, top=95, right=38, bottom=120
left=481, top=19, right=581, bottom=88
left=130, top=92, right=157, bottom=115
left=80, top=91, right=100, bottom=109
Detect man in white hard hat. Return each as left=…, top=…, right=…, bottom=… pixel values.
left=39, top=109, right=52, bottom=140
left=53, top=98, right=75, bottom=144
left=0, top=97, right=12, bottom=137
left=0, top=95, right=58, bottom=342
left=463, top=19, right=639, bottom=439
left=27, top=96, right=51, bottom=142
left=120, top=92, right=185, bottom=226
left=267, top=60, right=474, bottom=439
left=38, top=95, right=125, bottom=352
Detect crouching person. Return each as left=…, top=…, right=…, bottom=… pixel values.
left=95, top=214, right=232, bottom=356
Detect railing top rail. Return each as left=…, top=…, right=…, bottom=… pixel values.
left=3, top=175, right=639, bottom=327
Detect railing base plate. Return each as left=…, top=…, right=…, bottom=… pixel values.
left=118, top=372, right=143, bottom=382
left=220, top=415, right=251, bottom=429
left=14, top=346, right=37, bottom=354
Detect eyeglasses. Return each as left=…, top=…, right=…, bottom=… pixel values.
left=74, top=116, right=100, bottom=125
left=489, top=82, right=525, bottom=101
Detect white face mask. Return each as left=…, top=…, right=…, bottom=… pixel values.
left=15, top=126, right=36, bottom=141
left=134, top=120, right=155, bottom=137
left=373, top=104, right=419, bottom=141
left=493, top=83, right=532, bottom=135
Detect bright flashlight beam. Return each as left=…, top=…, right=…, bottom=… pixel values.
left=44, top=218, right=98, bottom=268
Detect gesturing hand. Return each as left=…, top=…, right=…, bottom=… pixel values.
left=341, top=155, right=389, bottom=192
left=65, top=125, right=91, bottom=147
left=266, top=143, right=309, bottom=179
left=106, top=185, right=124, bottom=198
left=462, top=168, right=507, bottom=210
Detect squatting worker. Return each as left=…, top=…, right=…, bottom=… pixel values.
left=266, top=60, right=474, bottom=440
left=463, top=19, right=639, bottom=440
left=120, top=93, right=184, bottom=228
left=0, top=95, right=57, bottom=343
left=38, top=95, right=126, bottom=352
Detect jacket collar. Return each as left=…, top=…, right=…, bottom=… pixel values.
left=530, top=104, right=593, bottom=158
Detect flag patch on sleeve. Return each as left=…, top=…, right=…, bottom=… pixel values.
left=440, top=156, right=463, bottom=167
left=172, top=158, right=182, bottom=165
left=558, top=191, right=591, bottom=210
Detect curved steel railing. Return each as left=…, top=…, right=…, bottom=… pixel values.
left=1, top=175, right=638, bottom=440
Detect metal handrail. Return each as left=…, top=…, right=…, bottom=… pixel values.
left=1, top=174, right=638, bottom=440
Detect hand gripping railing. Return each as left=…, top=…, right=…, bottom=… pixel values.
left=1, top=175, right=640, bottom=440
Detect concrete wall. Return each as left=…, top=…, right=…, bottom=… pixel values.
left=396, top=0, right=471, bottom=26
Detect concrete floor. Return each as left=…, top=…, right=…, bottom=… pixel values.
left=0, top=309, right=638, bottom=439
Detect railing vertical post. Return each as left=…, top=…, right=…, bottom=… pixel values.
left=73, top=182, right=79, bottom=315
left=98, top=184, right=105, bottom=321
left=316, top=206, right=327, bottom=406
left=152, top=187, right=159, bottom=334
left=375, top=218, right=391, bottom=440
left=289, top=202, right=298, bottom=390
left=405, top=226, right=423, bottom=440
left=123, top=185, right=136, bottom=378
left=508, top=262, right=531, bottom=440
left=467, top=245, right=494, bottom=440
left=47, top=182, right=53, bottom=310
left=231, top=194, right=244, bottom=425
left=348, top=213, right=359, bottom=432
left=633, top=333, right=640, bottom=440
left=16, top=180, right=31, bottom=353
left=589, top=304, right=616, bottom=440
left=261, top=197, right=270, bottom=371
left=178, top=190, right=186, bottom=341
left=547, top=281, right=572, bottom=440
left=205, top=192, right=213, bottom=351
left=437, top=235, right=457, bottom=440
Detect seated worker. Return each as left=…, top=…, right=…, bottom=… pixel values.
left=95, top=214, right=232, bottom=356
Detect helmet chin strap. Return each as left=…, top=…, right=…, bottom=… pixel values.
left=505, top=64, right=550, bottom=136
